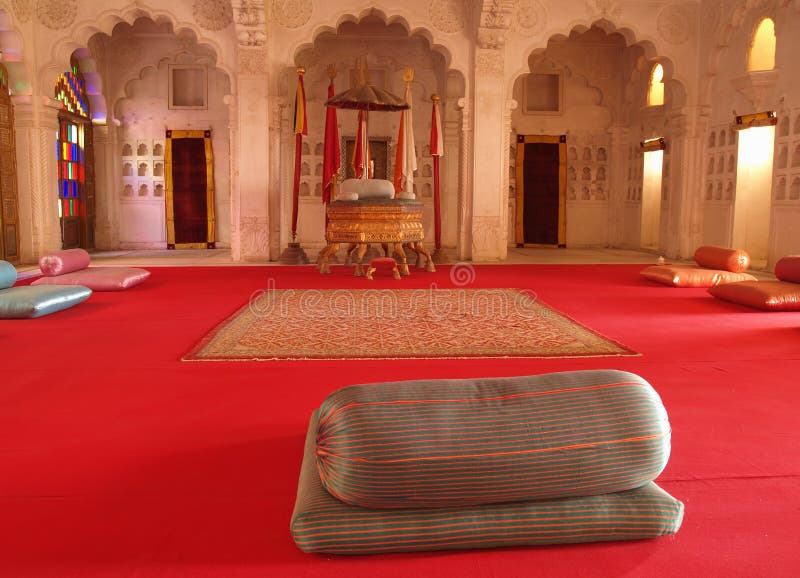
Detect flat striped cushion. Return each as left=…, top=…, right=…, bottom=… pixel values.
left=316, top=370, right=671, bottom=509
left=293, top=410, right=684, bottom=554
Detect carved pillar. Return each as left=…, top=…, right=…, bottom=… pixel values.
left=269, top=99, right=287, bottom=261
left=92, top=122, right=120, bottom=249
left=665, top=107, right=708, bottom=259
left=443, top=102, right=460, bottom=250
left=12, top=96, right=63, bottom=263
left=231, top=2, right=270, bottom=262
left=471, top=3, right=511, bottom=261
left=234, top=47, right=271, bottom=262
left=607, top=125, right=629, bottom=248
left=499, top=98, right=517, bottom=259
left=224, top=94, right=240, bottom=260
left=456, top=97, right=473, bottom=261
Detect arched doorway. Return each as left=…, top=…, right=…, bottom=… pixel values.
left=286, top=11, right=464, bottom=256
left=0, top=61, right=20, bottom=263
left=511, top=23, right=685, bottom=252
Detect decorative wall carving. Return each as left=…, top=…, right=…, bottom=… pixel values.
left=12, top=0, right=32, bottom=23
left=35, top=0, right=77, bottom=30
left=657, top=4, right=696, bottom=45
left=585, top=0, right=621, bottom=18
left=239, top=48, right=267, bottom=74
left=194, top=0, right=234, bottom=31
left=701, top=0, right=723, bottom=38
left=476, top=50, right=504, bottom=76
left=236, top=0, right=263, bottom=26
left=429, top=0, right=466, bottom=34
left=472, top=215, right=502, bottom=257
left=477, top=29, right=506, bottom=49
left=237, top=30, right=267, bottom=47
left=240, top=216, right=270, bottom=256
left=516, top=0, right=546, bottom=37
left=272, top=0, right=312, bottom=29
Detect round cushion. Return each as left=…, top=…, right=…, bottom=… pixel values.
left=39, top=249, right=91, bottom=276
left=357, top=179, right=395, bottom=199
left=0, top=260, right=17, bottom=290
left=316, top=369, right=672, bottom=509
left=774, top=256, right=800, bottom=283
left=694, top=245, right=750, bottom=273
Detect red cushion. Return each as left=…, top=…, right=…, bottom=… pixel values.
left=39, top=249, right=90, bottom=276
left=370, top=257, right=397, bottom=267
left=775, top=256, right=800, bottom=283
left=693, top=246, right=750, bottom=273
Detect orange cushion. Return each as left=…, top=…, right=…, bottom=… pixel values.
left=640, top=265, right=757, bottom=287
left=775, top=256, right=800, bottom=283
left=708, top=281, right=800, bottom=311
left=693, top=246, right=750, bottom=273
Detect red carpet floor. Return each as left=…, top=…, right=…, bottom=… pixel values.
left=1, top=264, right=799, bottom=577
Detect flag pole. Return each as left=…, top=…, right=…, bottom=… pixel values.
left=318, top=64, right=341, bottom=265
left=280, top=66, right=310, bottom=264
left=430, top=93, right=444, bottom=261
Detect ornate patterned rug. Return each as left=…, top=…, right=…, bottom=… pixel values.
left=184, top=288, right=637, bottom=361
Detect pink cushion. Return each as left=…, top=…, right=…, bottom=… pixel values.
left=640, top=265, right=757, bottom=287
left=708, top=281, right=800, bottom=311
left=693, top=246, right=750, bottom=273
left=775, top=256, right=800, bottom=283
left=39, top=249, right=91, bottom=276
left=31, top=267, right=150, bottom=291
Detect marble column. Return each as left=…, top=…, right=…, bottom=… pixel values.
left=456, top=97, right=473, bottom=261
left=12, top=95, right=63, bottom=263
left=470, top=47, right=508, bottom=262
left=234, top=48, right=271, bottom=262
left=606, top=125, right=630, bottom=248
left=665, top=107, right=708, bottom=259
left=92, top=121, right=120, bottom=249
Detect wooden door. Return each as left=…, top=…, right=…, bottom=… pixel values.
left=165, top=130, right=215, bottom=249
left=0, top=64, right=20, bottom=263
left=515, top=135, right=566, bottom=247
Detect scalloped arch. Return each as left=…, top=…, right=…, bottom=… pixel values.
left=38, top=7, right=235, bottom=122
left=508, top=17, right=687, bottom=106
left=703, top=0, right=789, bottom=103
left=289, top=8, right=467, bottom=85
left=0, top=7, right=30, bottom=92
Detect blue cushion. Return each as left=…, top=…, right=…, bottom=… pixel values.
left=0, top=260, right=17, bottom=290
left=0, top=285, right=92, bottom=319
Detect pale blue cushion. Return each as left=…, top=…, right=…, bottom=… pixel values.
left=0, top=260, right=17, bottom=290
left=0, top=285, right=92, bottom=318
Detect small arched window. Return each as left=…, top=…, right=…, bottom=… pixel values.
left=748, top=18, right=776, bottom=72
left=648, top=64, right=664, bottom=106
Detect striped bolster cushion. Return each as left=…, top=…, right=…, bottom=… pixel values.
left=294, top=410, right=684, bottom=554
left=316, top=370, right=671, bottom=509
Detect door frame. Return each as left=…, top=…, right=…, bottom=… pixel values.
left=164, top=129, right=216, bottom=249
left=514, top=134, right=567, bottom=247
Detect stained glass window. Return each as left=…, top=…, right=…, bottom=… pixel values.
left=56, top=120, right=85, bottom=219
left=54, top=58, right=90, bottom=119
left=55, top=57, right=89, bottom=220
